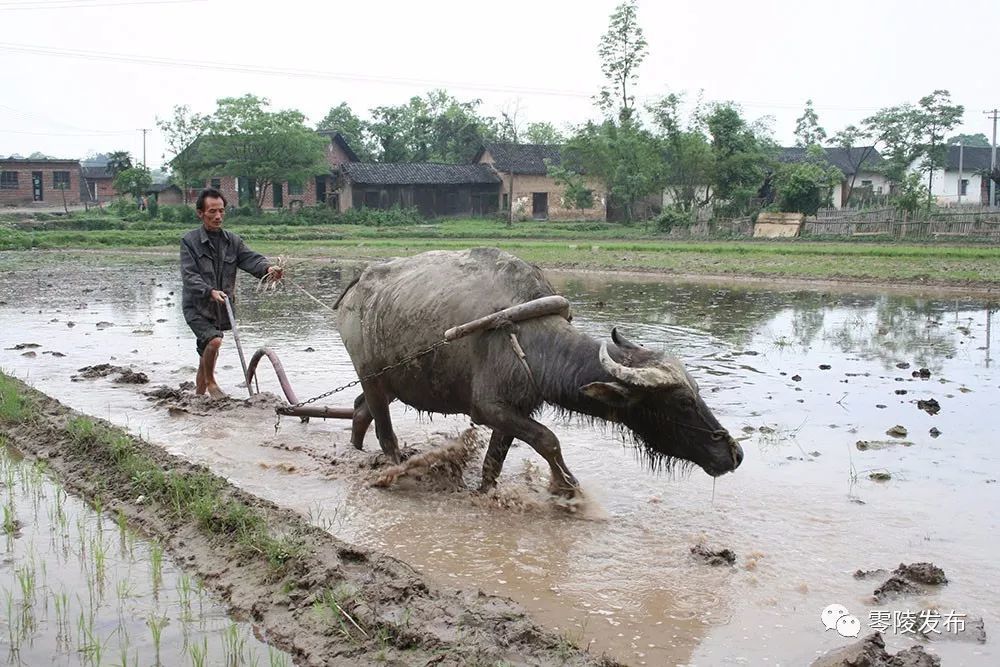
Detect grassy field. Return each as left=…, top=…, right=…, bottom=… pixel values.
left=2, top=212, right=999, bottom=287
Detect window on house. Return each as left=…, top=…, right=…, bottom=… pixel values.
left=210, top=178, right=221, bottom=190
left=53, top=171, right=71, bottom=189
left=0, top=172, right=17, bottom=189
left=502, top=193, right=509, bottom=211
left=861, top=180, right=873, bottom=188
left=287, top=180, right=303, bottom=195
left=960, top=179, right=969, bottom=196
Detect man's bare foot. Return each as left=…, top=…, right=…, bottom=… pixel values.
left=206, top=383, right=227, bottom=400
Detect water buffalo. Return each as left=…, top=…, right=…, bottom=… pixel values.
left=336, top=247, right=743, bottom=494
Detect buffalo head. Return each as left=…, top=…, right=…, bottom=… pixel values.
left=580, top=328, right=743, bottom=477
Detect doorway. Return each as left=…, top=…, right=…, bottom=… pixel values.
left=532, top=192, right=548, bottom=220
left=32, top=172, right=43, bottom=201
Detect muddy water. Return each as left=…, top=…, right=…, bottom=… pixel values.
left=1, top=252, right=997, bottom=666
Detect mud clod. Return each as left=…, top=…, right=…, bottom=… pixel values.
left=886, top=425, right=908, bottom=438
left=792, top=374, right=802, bottom=381
left=21, top=351, right=36, bottom=358
left=854, top=568, right=888, bottom=579
left=873, top=575, right=922, bottom=602
left=912, top=368, right=932, bottom=379
left=7, top=343, right=41, bottom=350
left=819, top=364, right=832, bottom=370
left=811, top=632, right=941, bottom=667
left=929, top=427, right=941, bottom=438
left=916, top=399, right=940, bottom=415
left=893, top=562, right=947, bottom=585
left=72, top=363, right=127, bottom=380
left=896, top=362, right=911, bottom=369
left=114, top=369, right=149, bottom=384
left=690, top=544, right=736, bottom=566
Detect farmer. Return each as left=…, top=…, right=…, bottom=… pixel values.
left=180, top=188, right=282, bottom=398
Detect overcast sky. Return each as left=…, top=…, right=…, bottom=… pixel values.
left=2, top=0, right=998, bottom=167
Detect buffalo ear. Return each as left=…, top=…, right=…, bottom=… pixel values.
left=611, top=327, right=642, bottom=350
left=580, top=381, right=639, bottom=407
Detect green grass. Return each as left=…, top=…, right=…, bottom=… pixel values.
left=3, top=214, right=999, bottom=285
left=0, top=372, right=301, bottom=569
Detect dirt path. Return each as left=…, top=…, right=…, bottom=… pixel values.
left=0, top=376, right=620, bottom=667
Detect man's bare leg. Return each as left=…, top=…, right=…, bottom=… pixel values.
left=200, top=337, right=226, bottom=399
left=196, top=356, right=207, bottom=394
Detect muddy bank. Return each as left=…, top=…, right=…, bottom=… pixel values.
left=0, top=375, right=619, bottom=667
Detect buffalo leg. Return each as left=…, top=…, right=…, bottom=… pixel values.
left=480, top=430, right=514, bottom=492
left=360, top=380, right=401, bottom=464
left=472, top=406, right=578, bottom=496
left=350, top=392, right=372, bottom=450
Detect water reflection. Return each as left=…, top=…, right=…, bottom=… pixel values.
left=1, top=253, right=997, bottom=666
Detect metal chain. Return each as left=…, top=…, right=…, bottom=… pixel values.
left=273, top=338, right=451, bottom=430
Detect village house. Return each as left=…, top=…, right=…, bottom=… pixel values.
left=779, top=146, right=888, bottom=209
left=80, top=165, right=115, bottom=203
left=1, top=158, right=82, bottom=207
left=911, top=145, right=996, bottom=206
left=473, top=143, right=607, bottom=221
left=339, top=163, right=500, bottom=216
left=174, top=130, right=359, bottom=209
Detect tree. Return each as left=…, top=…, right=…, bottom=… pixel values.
left=916, top=90, right=964, bottom=192
left=831, top=124, right=880, bottom=204
left=892, top=172, right=930, bottom=220
left=113, top=166, right=152, bottom=201
left=28, top=151, right=50, bottom=160
left=547, top=162, right=594, bottom=214
left=366, top=90, right=495, bottom=163
left=703, top=103, right=773, bottom=215
left=200, top=95, right=327, bottom=210
left=157, top=105, right=208, bottom=203
left=596, top=0, right=647, bottom=121
left=315, top=102, right=375, bottom=160
left=649, top=94, right=714, bottom=211
left=773, top=147, right=842, bottom=215
left=105, top=151, right=133, bottom=177
left=524, top=122, right=564, bottom=145
left=564, top=119, right=663, bottom=222
left=794, top=99, right=827, bottom=147
left=947, top=133, right=990, bottom=147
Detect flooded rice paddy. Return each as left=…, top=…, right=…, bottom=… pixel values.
left=0, top=441, right=288, bottom=665
left=1, top=251, right=997, bottom=666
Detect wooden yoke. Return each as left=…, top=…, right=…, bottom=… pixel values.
left=444, top=296, right=571, bottom=342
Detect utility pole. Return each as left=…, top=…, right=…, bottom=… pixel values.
left=138, top=128, right=150, bottom=167
left=957, top=142, right=964, bottom=205
left=986, top=109, right=999, bottom=207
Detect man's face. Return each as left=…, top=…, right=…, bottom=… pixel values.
left=198, top=196, right=225, bottom=231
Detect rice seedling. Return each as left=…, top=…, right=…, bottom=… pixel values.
left=3, top=499, right=17, bottom=535
left=150, top=540, right=163, bottom=590
left=268, top=647, right=290, bottom=667
left=178, top=573, right=193, bottom=621
left=189, top=635, right=208, bottom=667
left=146, top=611, right=168, bottom=660
left=15, top=563, right=36, bottom=607
left=222, top=622, right=248, bottom=665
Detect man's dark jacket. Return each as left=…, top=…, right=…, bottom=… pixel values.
left=180, top=226, right=270, bottom=329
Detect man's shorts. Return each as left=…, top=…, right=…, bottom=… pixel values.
left=187, top=316, right=227, bottom=356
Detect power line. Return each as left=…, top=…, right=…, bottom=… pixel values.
left=0, top=103, right=133, bottom=135
left=0, top=0, right=204, bottom=10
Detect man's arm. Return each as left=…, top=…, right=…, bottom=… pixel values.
left=234, top=236, right=271, bottom=279
left=181, top=238, right=213, bottom=298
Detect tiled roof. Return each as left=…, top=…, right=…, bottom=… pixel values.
left=478, top=143, right=562, bottom=174
left=342, top=162, right=500, bottom=185
left=944, top=145, right=995, bottom=171
left=779, top=146, right=884, bottom=175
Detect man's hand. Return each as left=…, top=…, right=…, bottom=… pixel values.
left=210, top=289, right=227, bottom=303
left=266, top=265, right=283, bottom=281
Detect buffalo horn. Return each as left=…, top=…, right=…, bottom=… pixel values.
left=599, top=342, right=687, bottom=389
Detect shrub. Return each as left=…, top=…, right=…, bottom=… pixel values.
left=654, top=207, right=694, bottom=233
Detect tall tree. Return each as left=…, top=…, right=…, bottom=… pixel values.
left=648, top=94, right=714, bottom=211
left=157, top=105, right=208, bottom=202
left=702, top=103, right=773, bottom=215
left=794, top=99, right=827, bottom=147
left=773, top=146, right=842, bottom=215
left=831, top=124, right=880, bottom=205
left=315, top=102, right=374, bottom=160
left=916, top=90, right=964, bottom=192
left=105, top=151, right=133, bottom=177
left=946, top=133, right=990, bottom=147
left=596, top=0, right=647, bottom=121
left=113, top=165, right=152, bottom=201
left=524, top=122, right=564, bottom=145
left=200, top=95, right=327, bottom=209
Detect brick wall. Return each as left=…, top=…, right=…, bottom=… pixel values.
left=0, top=161, right=82, bottom=207
left=496, top=172, right=606, bottom=221
left=83, top=178, right=116, bottom=203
